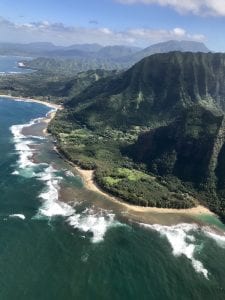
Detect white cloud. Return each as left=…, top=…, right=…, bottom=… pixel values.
left=0, top=17, right=206, bottom=47
left=116, top=0, right=225, bottom=16
left=173, top=28, right=186, bottom=37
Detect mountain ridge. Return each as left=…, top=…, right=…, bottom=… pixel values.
left=0, top=40, right=210, bottom=65
left=51, top=51, right=225, bottom=217
left=67, top=51, right=224, bottom=129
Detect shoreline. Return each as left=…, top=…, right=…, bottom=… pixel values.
left=0, top=94, right=62, bottom=110
left=0, top=94, right=61, bottom=136
left=2, top=94, right=215, bottom=218
left=74, top=166, right=215, bottom=217
left=53, top=147, right=215, bottom=218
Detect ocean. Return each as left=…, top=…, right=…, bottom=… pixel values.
left=0, top=56, right=32, bottom=74
left=1, top=97, right=225, bottom=299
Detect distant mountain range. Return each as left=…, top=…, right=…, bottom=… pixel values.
left=129, top=40, right=210, bottom=63
left=0, top=40, right=210, bottom=66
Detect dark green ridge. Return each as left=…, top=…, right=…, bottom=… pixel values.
left=67, top=52, right=225, bottom=130
left=47, top=52, right=225, bottom=218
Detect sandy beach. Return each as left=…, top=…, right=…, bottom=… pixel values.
left=75, top=166, right=215, bottom=216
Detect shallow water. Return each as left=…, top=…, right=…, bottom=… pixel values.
left=1, top=97, right=225, bottom=299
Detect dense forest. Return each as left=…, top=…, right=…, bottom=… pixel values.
left=5, top=50, right=225, bottom=219
left=0, top=69, right=118, bottom=103
left=49, top=52, right=225, bottom=219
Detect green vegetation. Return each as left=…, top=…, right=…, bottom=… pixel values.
left=0, top=69, right=117, bottom=104
left=22, top=57, right=126, bottom=76
left=5, top=50, right=225, bottom=216
left=49, top=52, right=225, bottom=218
left=49, top=109, right=196, bottom=209
left=67, top=52, right=225, bottom=130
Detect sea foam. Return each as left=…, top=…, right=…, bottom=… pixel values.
left=10, top=106, right=120, bottom=243
left=35, top=165, right=120, bottom=243
left=203, top=227, right=225, bottom=248
left=141, top=223, right=209, bottom=279
left=67, top=208, right=118, bottom=243
left=10, top=117, right=43, bottom=171
left=36, top=165, right=75, bottom=218
left=9, top=214, right=26, bottom=220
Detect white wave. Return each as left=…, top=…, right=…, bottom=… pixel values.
left=9, top=105, right=76, bottom=221
left=64, top=170, right=75, bottom=177
left=9, top=107, right=121, bottom=245
left=36, top=165, right=75, bottom=218
left=10, top=115, right=46, bottom=171
left=36, top=165, right=122, bottom=244
left=15, top=139, right=35, bottom=169
left=11, top=170, right=19, bottom=175
left=67, top=208, right=118, bottom=243
left=203, top=227, right=225, bottom=248
left=46, top=108, right=56, bottom=116
left=9, top=214, right=26, bottom=220
left=141, top=223, right=209, bottom=279
left=37, top=198, right=75, bottom=218
left=10, top=113, right=75, bottom=219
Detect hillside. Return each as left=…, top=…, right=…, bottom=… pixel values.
left=127, top=104, right=225, bottom=216
left=67, top=52, right=225, bottom=129
left=20, top=57, right=125, bottom=75
left=0, top=69, right=117, bottom=103
left=47, top=52, right=225, bottom=218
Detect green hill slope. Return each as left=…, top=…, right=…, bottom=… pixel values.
left=67, top=52, right=225, bottom=129
left=50, top=52, right=225, bottom=217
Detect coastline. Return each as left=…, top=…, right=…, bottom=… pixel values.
left=74, top=166, right=215, bottom=216
left=1, top=94, right=215, bottom=218
left=0, top=94, right=61, bottom=135
left=0, top=94, right=62, bottom=110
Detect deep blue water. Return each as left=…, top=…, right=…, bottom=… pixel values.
left=1, top=97, right=225, bottom=300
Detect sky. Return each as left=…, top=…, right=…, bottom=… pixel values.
left=0, top=0, right=225, bottom=51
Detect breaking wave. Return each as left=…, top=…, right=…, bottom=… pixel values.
left=140, top=223, right=209, bottom=278
left=35, top=165, right=75, bottom=218
left=10, top=113, right=52, bottom=173
left=10, top=108, right=121, bottom=243
left=9, top=214, right=26, bottom=220
left=68, top=208, right=120, bottom=243
left=141, top=222, right=225, bottom=279
left=203, top=227, right=225, bottom=248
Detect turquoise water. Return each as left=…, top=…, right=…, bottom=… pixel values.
left=1, top=97, right=225, bottom=299
left=0, top=56, right=32, bottom=74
